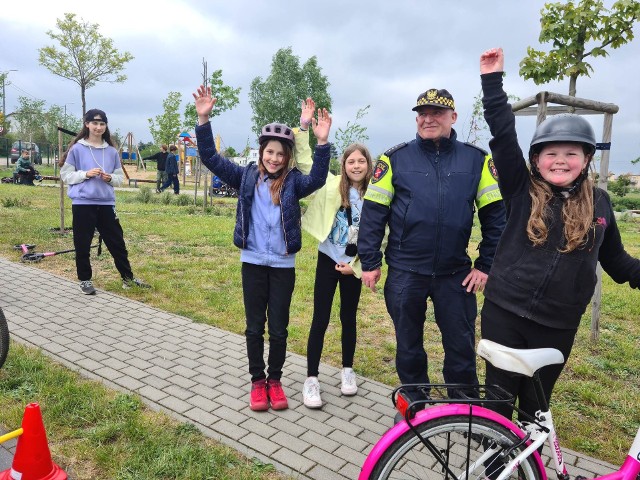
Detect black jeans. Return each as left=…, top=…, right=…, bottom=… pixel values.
left=242, top=262, right=295, bottom=382
left=384, top=267, right=479, bottom=386
left=306, top=251, right=362, bottom=377
left=72, top=204, right=133, bottom=282
left=481, top=299, right=577, bottom=421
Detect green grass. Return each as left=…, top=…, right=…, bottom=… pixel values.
left=0, top=344, right=284, bottom=479
left=0, top=177, right=639, bottom=469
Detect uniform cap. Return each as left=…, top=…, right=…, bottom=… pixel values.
left=412, top=89, right=455, bottom=111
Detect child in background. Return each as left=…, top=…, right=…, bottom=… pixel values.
left=479, top=48, right=640, bottom=424
left=296, top=99, right=374, bottom=408
left=159, top=145, right=179, bottom=194
left=192, top=85, right=332, bottom=411
left=60, top=109, right=150, bottom=295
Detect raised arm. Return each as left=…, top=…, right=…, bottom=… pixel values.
left=480, top=47, right=529, bottom=199
left=296, top=98, right=315, bottom=175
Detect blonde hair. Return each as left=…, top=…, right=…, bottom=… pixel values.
left=527, top=171, right=594, bottom=253
left=339, top=143, right=374, bottom=208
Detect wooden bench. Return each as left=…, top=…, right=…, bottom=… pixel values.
left=128, top=178, right=156, bottom=188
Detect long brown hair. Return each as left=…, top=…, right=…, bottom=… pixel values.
left=527, top=164, right=594, bottom=253
left=58, top=122, right=114, bottom=167
left=257, top=139, right=293, bottom=205
left=339, top=143, right=374, bottom=208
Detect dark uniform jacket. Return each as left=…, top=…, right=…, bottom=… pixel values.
left=358, top=130, right=506, bottom=276
left=481, top=72, right=640, bottom=330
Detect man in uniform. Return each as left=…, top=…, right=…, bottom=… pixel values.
left=358, top=88, right=506, bottom=398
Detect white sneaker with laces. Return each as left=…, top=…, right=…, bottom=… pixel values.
left=302, top=377, right=323, bottom=409
left=341, top=368, right=358, bottom=396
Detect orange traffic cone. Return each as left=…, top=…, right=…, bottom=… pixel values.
left=0, top=403, right=67, bottom=480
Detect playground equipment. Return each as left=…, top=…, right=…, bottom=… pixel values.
left=117, top=132, right=146, bottom=170
left=0, top=403, right=67, bottom=479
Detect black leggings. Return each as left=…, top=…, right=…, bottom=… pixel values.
left=306, top=251, right=362, bottom=377
left=481, top=299, right=577, bottom=421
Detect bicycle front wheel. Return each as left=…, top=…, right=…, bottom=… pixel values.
left=369, top=415, right=543, bottom=480
left=0, top=307, right=9, bottom=369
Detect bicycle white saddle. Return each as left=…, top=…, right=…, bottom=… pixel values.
left=477, top=339, right=564, bottom=377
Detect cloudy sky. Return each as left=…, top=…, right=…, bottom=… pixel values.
left=1, top=1, right=639, bottom=172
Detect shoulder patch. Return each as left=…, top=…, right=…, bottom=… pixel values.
left=463, top=142, right=488, bottom=156
left=371, top=160, right=389, bottom=184
left=487, top=157, right=498, bottom=181
left=384, top=142, right=408, bottom=157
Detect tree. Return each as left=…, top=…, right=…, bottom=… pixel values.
left=465, top=88, right=519, bottom=148
left=609, top=173, right=632, bottom=196
left=38, top=13, right=134, bottom=115
left=249, top=47, right=331, bottom=148
left=222, top=146, right=239, bottom=157
left=183, top=69, right=241, bottom=129
left=42, top=104, right=82, bottom=149
left=519, top=0, right=640, bottom=97
left=148, top=92, right=182, bottom=146
left=13, top=97, right=46, bottom=143
left=333, top=105, right=370, bottom=158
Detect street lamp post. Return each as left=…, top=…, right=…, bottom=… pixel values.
left=1, top=70, right=18, bottom=118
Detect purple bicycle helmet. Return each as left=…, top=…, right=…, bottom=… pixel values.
left=258, top=123, right=294, bottom=147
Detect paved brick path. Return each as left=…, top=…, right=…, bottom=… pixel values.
left=0, top=257, right=618, bottom=478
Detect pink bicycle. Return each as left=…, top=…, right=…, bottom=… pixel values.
left=359, top=339, right=640, bottom=480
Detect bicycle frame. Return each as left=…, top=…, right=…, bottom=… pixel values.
left=358, top=403, right=547, bottom=480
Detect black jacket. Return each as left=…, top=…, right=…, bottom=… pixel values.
left=481, top=72, right=640, bottom=329
left=358, top=131, right=506, bottom=275
left=144, top=151, right=168, bottom=171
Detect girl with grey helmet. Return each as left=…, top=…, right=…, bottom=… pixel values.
left=192, top=85, right=332, bottom=412
left=478, top=48, right=640, bottom=432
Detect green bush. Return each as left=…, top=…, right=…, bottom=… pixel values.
left=611, top=196, right=640, bottom=211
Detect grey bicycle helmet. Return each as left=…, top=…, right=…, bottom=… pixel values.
left=528, top=114, right=596, bottom=160
left=258, top=123, right=294, bottom=147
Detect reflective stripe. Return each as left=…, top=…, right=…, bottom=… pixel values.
left=476, top=183, right=500, bottom=200
left=367, top=184, right=393, bottom=199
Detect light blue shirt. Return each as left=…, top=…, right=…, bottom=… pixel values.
left=318, top=186, right=363, bottom=264
left=240, top=176, right=295, bottom=268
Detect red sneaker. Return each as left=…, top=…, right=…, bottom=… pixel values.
left=267, top=379, right=289, bottom=410
left=249, top=379, right=269, bottom=411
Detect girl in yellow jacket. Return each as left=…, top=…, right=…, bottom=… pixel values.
left=296, top=100, right=374, bottom=408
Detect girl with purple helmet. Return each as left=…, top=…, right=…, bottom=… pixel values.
left=193, top=85, right=332, bottom=411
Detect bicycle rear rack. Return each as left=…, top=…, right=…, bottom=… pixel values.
left=393, top=383, right=515, bottom=420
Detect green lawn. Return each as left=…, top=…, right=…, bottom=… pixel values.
left=0, top=176, right=639, bottom=472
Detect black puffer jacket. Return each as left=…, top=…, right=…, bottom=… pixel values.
left=195, top=122, right=330, bottom=254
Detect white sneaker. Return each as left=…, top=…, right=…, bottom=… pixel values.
left=302, top=377, right=323, bottom=409
left=341, top=368, right=358, bottom=396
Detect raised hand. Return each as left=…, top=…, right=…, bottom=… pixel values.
left=312, top=108, right=332, bottom=145
left=300, top=98, right=315, bottom=129
left=192, top=85, right=217, bottom=123
left=480, top=48, right=504, bottom=75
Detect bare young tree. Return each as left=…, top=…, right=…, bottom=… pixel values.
left=38, top=13, right=134, bottom=115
